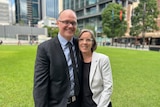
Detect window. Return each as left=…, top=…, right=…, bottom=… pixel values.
left=32, top=4, right=38, bottom=18
left=86, top=0, right=96, bottom=5
left=77, top=10, right=84, bottom=17
left=86, top=6, right=96, bottom=14
left=80, top=0, right=84, bottom=8
left=99, top=3, right=106, bottom=12
left=32, top=0, right=38, bottom=2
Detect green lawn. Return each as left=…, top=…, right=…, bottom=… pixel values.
left=0, top=45, right=160, bottom=107
left=0, top=45, right=36, bottom=107
left=97, top=46, right=160, bottom=107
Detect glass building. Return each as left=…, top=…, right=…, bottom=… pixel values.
left=15, top=0, right=41, bottom=26
left=41, top=0, right=59, bottom=19
left=63, top=0, right=113, bottom=34
left=46, top=0, right=59, bottom=19
left=63, top=0, right=136, bottom=35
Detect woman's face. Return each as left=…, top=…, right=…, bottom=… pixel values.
left=78, top=32, right=93, bottom=54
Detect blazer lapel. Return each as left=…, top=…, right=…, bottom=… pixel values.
left=89, top=52, right=99, bottom=85
left=53, top=36, right=66, bottom=63
left=52, top=36, right=70, bottom=77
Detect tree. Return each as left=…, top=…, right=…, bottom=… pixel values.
left=19, top=20, right=25, bottom=26
left=102, top=3, right=127, bottom=40
left=51, top=27, right=59, bottom=38
left=75, top=28, right=80, bottom=37
left=43, top=26, right=59, bottom=38
left=130, top=0, right=159, bottom=48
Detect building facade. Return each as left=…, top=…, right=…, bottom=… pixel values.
left=15, top=0, right=41, bottom=26
left=0, top=0, right=10, bottom=25
left=63, top=0, right=136, bottom=35
left=2, top=0, right=63, bottom=26
left=0, top=25, right=47, bottom=44
left=9, top=0, right=16, bottom=25
left=41, top=0, right=61, bottom=19
left=37, top=17, right=57, bottom=28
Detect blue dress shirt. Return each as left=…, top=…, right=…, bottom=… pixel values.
left=58, top=33, right=77, bottom=97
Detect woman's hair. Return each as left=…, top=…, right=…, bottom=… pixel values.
left=78, top=29, right=97, bottom=52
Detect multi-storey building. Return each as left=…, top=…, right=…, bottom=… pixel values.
left=9, top=0, right=16, bottom=25
left=149, top=0, right=160, bottom=51
left=14, top=0, right=62, bottom=26
left=41, top=0, right=62, bottom=19
left=0, top=0, right=10, bottom=25
left=37, top=17, right=57, bottom=28
left=15, top=0, right=41, bottom=26
left=38, top=0, right=62, bottom=28
left=63, top=0, right=136, bottom=35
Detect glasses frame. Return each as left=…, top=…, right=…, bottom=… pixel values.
left=58, top=20, right=77, bottom=26
left=78, top=38, right=93, bottom=42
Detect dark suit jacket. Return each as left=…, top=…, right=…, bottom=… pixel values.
left=33, top=36, right=81, bottom=107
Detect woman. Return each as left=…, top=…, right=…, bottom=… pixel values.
left=78, top=29, right=113, bottom=107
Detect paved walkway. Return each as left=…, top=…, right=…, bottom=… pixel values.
left=106, top=44, right=149, bottom=51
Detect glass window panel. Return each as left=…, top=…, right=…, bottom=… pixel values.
left=77, top=10, right=84, bottom=17
left=20, top=0, right=27, bottom=17
left=80, top=0, right=84, bottom=7
left=32, top=0, right=38, bottom=2
left=32, top=19, right=39, bottom=24
left=18, top=35, right=28, bottom=40
left=71, top=0, right=74, bottom=9
left=86, top=0, right=96, bottom=5
left=32, top=4, right=38, bottom=18
left=99, top=3, right=106, bottom=12
left=86, top=6, right=96, bottom=15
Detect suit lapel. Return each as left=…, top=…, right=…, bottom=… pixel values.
left=53, top=36, right=66, bottom=63
left=52, top=36, right=70, bottom=77
left=89, top=52, right=99, bottom=85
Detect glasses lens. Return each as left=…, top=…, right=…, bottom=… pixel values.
left=59, top=20, right=77, bottom=26
left=79, top=38, right=93, bottom=42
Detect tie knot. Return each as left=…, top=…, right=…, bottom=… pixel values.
left=67, top=42, right=72, bottom=47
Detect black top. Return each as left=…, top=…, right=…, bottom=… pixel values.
left=81, top=62, right=97, bottom=107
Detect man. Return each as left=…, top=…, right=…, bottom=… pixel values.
left=33, top=9, right=81, bottom=107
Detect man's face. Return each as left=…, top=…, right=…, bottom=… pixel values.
left=57, top=10, right=77, bottom=40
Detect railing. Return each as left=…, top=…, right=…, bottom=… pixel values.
left=149, top=45, right=160, bottom=51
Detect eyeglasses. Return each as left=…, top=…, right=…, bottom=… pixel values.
left=58, top=20, right=77, bottom=26
left=78, top=38, right=93, bottom=42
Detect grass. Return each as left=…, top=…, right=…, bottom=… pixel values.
left=0, top=45, right=36, bottom=107
left=0, top=45, right=160, bottom=107
left=97, top=46, right=160, bottom=107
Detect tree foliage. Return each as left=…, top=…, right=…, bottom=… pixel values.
left=75, top=28, right=80, bottom=37
left=130, top=0, right=159, bottom=36
left=102, top=3, right=127, bottom=38
left=43, top=26, right=59, bottom=38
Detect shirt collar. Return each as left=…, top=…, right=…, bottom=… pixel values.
left=58, top=33, right=74, bottom=46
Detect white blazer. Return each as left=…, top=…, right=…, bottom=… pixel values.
left=90, top=52, right=113, bottom=107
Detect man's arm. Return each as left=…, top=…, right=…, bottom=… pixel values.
left=33, top=44, right=50, bottom=107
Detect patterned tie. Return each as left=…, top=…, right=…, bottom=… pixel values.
left=67, top=42, right=80, bottom=96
